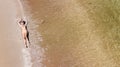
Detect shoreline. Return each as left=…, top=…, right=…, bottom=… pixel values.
left=24, top=0, right=119, bottom=67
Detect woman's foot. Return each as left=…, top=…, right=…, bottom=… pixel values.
left=26, top=45, right=28, bottom=48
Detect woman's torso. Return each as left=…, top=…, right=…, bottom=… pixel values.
left=21, top=25, right=28, bottom=33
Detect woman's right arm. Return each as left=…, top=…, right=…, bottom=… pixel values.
left=17, top=19, right=21, bottom=27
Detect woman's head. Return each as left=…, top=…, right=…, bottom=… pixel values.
left=19, top=20, right=26, bottom=25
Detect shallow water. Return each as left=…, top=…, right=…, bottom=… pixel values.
left=23, top=0, right=120, bottom=67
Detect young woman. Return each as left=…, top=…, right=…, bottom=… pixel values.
left=18, top=19, right=30, bottom=48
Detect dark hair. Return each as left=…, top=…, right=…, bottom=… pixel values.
left=23, top=21, right=26, bottom=24
left=19, top=21, right=26, bottom=25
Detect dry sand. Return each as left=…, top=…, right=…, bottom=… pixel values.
left=0, top=0, right=24, bottom=67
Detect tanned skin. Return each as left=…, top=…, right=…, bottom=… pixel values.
left=18, top=19, right=30, bottom=48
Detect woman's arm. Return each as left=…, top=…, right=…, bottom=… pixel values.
left=17, top=19, right=22, bottom=27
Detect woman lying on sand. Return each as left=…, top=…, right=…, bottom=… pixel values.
left=17, top=19, right=30, bottom=48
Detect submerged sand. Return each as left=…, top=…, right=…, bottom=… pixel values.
left=0, top=0, right=24, bottom=67
left=3, top=0, right=118, bottom=67
left=24, top=0, right=120, bottom=67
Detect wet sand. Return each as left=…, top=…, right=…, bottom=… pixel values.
left=23, top=0, right=120, bottom=67
left=0, top=0, right=24, bottom=67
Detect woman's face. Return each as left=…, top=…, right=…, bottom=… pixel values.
left=20, top=22, right=25, bottom=25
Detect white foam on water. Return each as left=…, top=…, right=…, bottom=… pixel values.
left=22, top=44, right=45, bottom=67
left=17, top=0, right=45, bottom=67
left=16, top=0, right=33, bottom=67
left=30, top=44, right=45, bottom=67
left=22, top=48, right=32, bottom=67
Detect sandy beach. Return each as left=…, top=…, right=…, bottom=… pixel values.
left=1, top=0, right=120, bottom=67
left=0, top=0, right=25, bottom=67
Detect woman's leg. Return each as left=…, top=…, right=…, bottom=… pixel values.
left=23, top=33, right=28, bottom=48
left=23, top=38, right=28, bottom=48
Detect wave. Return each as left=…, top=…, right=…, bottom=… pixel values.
left=22, top=48, right=32, bottom=67
left=17, top=0, right=45, bottom=67
left=22, top=43, right=44, bottom=67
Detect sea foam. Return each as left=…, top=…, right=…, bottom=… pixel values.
left=22, top=48, right=32, bottom=67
